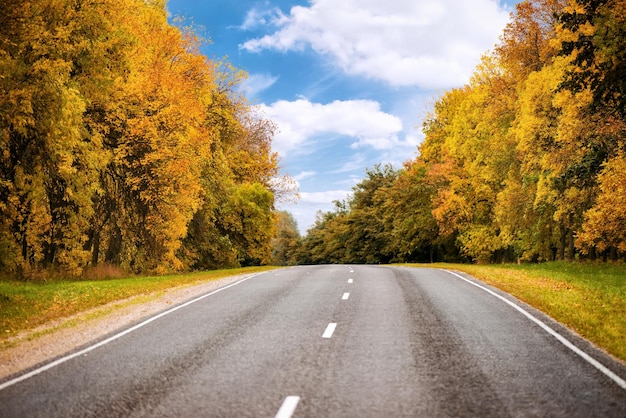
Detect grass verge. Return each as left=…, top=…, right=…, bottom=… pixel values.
left=2, top=262, right=624, bottom=365
left=412, top=261, right=626, bottom=363
left=0, top=266, right=277, bottom=343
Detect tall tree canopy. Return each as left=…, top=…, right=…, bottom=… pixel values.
left=298, top=0, right=626, bottom=264
left=0, top=0, right=282, bottom=277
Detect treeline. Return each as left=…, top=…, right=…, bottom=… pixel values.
left=281, top=0, right=626, bottom=265
left=0, top=0, right=282, bottom=277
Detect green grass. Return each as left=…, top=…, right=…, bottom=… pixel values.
left=0, top=266, right=277, bottom=342
left=410, top=262, right=626, bottom=363
left=2, top=262, right=625, bottom=365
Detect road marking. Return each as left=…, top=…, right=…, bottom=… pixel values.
left=275, top=396, right=300, bottom=418
left=322, top=322, right=337, bottom=338
left=342, top=292, right=350, bottom=300
left=0, top=273, right=266, bottom=392
left=445, top=270, right=626, bottom=391
left=348, top=279, right=353, bottom=284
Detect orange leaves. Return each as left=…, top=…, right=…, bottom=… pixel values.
left=410, top=0, right=626, bottom=262
left=0, top=0, right=280, bottom=276
left=295, top=0, right=625, bottom=264
left=496, top=0, right=567, bottom=80
left=431, top=188, right=471, bottom=237
left=96, top=3, right=213, bottom=272
left=418, top=58, right=516, bottom=260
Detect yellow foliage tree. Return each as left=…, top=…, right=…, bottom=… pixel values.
left=0, top=0, right=127, bottom=275
left=578, top=154, right=626, bottom=253
left=0, top=0, right=281, bottom=276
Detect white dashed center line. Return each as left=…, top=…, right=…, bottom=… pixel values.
left=342, top=292, right=350, bottom=300
left=275, top=396, right=300, bottom=418
left=348, top=278, right=353, bottom=284
left=322, top=323, right=337, bottom=338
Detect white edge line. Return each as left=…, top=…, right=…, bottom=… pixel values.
left=0, top=273, right=264, bottom=391
left=445, top=269, right=626, bottom=390
left=275, top=396, right=300, bottom=418
left=322, top=322, right=337, bottom=339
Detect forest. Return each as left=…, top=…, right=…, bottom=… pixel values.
left=0, top=0, right=286, bottom=277
left=2, top=0, right=625, bottom=278
left=274, top=0, right=626, bottom=265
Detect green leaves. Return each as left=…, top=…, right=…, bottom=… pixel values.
left=271, top=211, right=301, bottom=266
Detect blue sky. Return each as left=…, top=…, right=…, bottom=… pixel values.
left=166, top=0, right=520, bottom=234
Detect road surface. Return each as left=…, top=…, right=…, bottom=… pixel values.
left=1, top=265, right=625, bottom=417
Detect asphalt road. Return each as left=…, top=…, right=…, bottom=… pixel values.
left=1, top=265, right=625, bottom=417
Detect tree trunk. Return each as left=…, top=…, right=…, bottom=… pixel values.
left=611, top=246, right=618, bottom=262
left=558, top=222, right=566, bottom=261
left=567, top=228, right=575, bottom=261
left=91, top=232, right=101, bottom=266
left=105, top=227, right=122, bottom=265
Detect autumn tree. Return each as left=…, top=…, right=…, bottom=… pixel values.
left=298, top=0, right=626, bottom=265
left=181, top=67, right=280, bottom=270
left=577, top=153, right=626, bottom=255
left=341, top=164, right=398, bottom=264
left=557, top=0, right=626, bottom=258
left=382, top=161, right=440, bottom=262
left=298, top=165, right=399, bottom=265
left=496, top=0, right=568, bottom=82
left=80, top=0, right=217, bottom=273
left=0, top=0, right=281, bottom=277
left=271, top=211, right=301, bottom=266
left=419, top=53, right=519, bottom=263
left=558, top=0, right=626, bottom=121
left=0, top=0, right=132, bottom=275
left=297, top=205, right=351, bottom=265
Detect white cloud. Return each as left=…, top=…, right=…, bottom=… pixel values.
left=258, top=99, right=403, bottom=156
left=239, top=6, right=287, bottom=30
left=404, top=132, right=424, bottom=148
left=241, top=0, right=510, bottom=88
left=330, top=153, right=367, bottom=174
left=293, top=170, right=317, bottom=181
left=300, top=190, right=351, bottom=205
left=240, top=73, right=279, bottom=99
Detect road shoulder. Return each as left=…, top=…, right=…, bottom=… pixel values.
left=0, top=273, right=254, bottom=380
